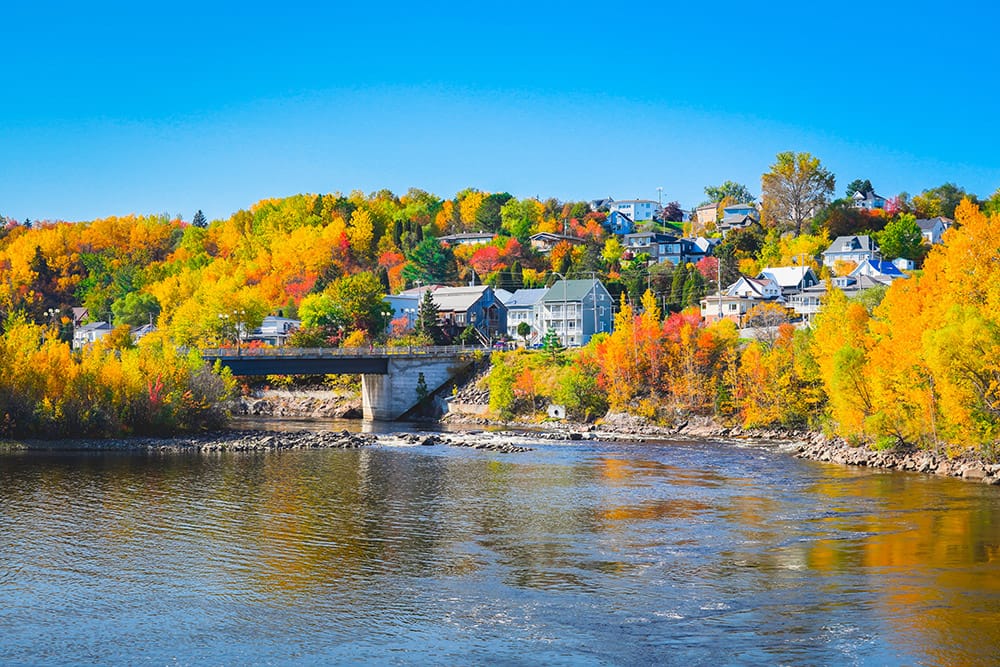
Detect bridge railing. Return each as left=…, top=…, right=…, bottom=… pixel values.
left=200, top=344, right=491, bottom=359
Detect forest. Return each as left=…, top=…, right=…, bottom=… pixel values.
left=1, top=152, right=999, bottom=449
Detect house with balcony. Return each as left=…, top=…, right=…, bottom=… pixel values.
left=405, top=285, right=507, bottom=342
left=500, top=288, right=547, bottom=345
left=756, top=266, right=820, bottom=296
left=536, top=279, right=613, bottom=347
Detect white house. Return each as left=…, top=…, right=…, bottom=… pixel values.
left=536, top=279, right=613, bottom=347
left=501, top=288, right=547, bottom=344
left=851, top=190, right=887, bottom=210
left=700, top=275, right=783, bottom=323
left=608, top=199, right=662, bottom=222
left=756, top=266, right=820, bottom=296
left=246, top=316, right=301, bottom=346
left=915, top=217, right=951, bottom=245
left=822, top=235, right=879, bottom=268
left=73, top=321, right=114, bottom=350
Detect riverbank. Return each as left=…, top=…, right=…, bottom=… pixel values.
left=443, top=410, right=1000, bottom=485
left=0, top=429, right=536, bottom=454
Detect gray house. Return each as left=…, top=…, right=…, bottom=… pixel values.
left=536, top=279, right=614, bottom=347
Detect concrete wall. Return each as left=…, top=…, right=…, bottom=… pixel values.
left=361, top=356, right=469, bottom=420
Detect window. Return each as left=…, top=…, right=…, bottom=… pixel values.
left=728, top=303, right=738, bottom=311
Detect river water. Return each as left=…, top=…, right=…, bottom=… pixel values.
left=2, top=429, right=1000, bottom=666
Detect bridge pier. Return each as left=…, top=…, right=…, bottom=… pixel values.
left=361, top=356, right=467, bottom=420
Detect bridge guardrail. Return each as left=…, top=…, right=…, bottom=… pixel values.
left=200, top=344, right=491, bottom=359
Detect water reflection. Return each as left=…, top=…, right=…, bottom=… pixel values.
left=1, top=441, right=1000, bottom=665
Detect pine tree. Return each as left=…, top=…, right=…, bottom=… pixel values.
left=192, top=210, right=207, bottom=228
left=416, top=289, right=443, bottom=344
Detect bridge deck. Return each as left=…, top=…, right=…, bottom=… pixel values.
left=201, top=344, right=486, bottom=376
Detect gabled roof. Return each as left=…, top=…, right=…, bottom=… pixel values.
left=425, top=285, right=496, bottom=313
left=915, top=216, right=952, bottom=231
left=505, top=288, right=547, bottom=308
left=78, top=321, right=114, bottom=333
left=540, top=279, right=604, bottom=303
left=824, top=235, right=877, bottom=254
left=757, top=266, right=816, bottom=289
left=725, top=275, right=781, bottom=299
left=850, top=259, right=906, bottom=279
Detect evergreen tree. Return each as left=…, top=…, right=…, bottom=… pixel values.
left=192, top=210, right=207, bottom=228
left=416, top=289, right=444, bottom=344
left=669, top=262, right=688, bottom=310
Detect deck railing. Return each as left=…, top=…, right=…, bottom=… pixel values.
left=200, top=344, right=489, bottom=359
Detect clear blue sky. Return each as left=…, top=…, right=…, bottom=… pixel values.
left=3, top=1, right=998, bottom=223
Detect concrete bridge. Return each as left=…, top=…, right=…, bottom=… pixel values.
left=201, top=345, right=486, bottom=421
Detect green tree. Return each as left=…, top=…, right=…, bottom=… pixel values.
left=111, top=292, right=161, bottom=327
left=415, top=288, right=444, bottom=344
left=299, top=272, right=389, bottom=338
left=500, top=198, right=540, bottom=240
left=402, top=238, right=457, bottom=285
left=192, top=210, right=208, bottom=228
left=761, top=152, right=836, bottom=234
left=845, top=179, right=874, bottom=198
left=875, top=214, right=925, bottom=262
left=474, top=192, right=513, bottom=231
left=517, top=321, right=531, bottom=346
left=541, top=328, right=564, bottom=361
left=703, top=181, right=755, bottom=205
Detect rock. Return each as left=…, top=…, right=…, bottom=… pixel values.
left=962, top=465, right=988, bottom=480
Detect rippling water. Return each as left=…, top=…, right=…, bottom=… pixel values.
left=2, top=435, right=1000, bottom=665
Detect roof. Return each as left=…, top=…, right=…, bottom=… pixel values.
left=438, top=232, right=496, bottom=242
left=851, top=259, right=906, bottom=279
left=624, top=231, right=678, bottom=243
left=758, top=266, right=815, bottom=288
left=505, top=288, right=548, bottom=308
left=426, top=285, right=495, bottom=313
left=529, top=232, right=585, bottom=243
left=915, top=216, right=951, bottom=231
left=824, top=235, right=877, bottom=254
left=78, top=321, right=113, bottom=333
left=540, top=279, right=604, bottom=303
left=493, top=288, right=514, bottom=304
left=611, top=199, right=660, bottom=206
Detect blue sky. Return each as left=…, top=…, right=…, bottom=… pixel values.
left=3, top=1, right=998, bottom=223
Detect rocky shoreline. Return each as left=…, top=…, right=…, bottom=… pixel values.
left=1, top=429, right=536, bottom=455
left=6, top=403, right=999, bottom=485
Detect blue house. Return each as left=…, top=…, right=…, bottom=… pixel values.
left=606, top=210, right=635, bottom=235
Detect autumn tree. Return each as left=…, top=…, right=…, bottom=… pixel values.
left=912, top=183, right=973, bottom=220
left=760, top=152, right=836, bottom=234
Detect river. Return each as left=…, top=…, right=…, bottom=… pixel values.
left=2, top=427, right=999, bottom=665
